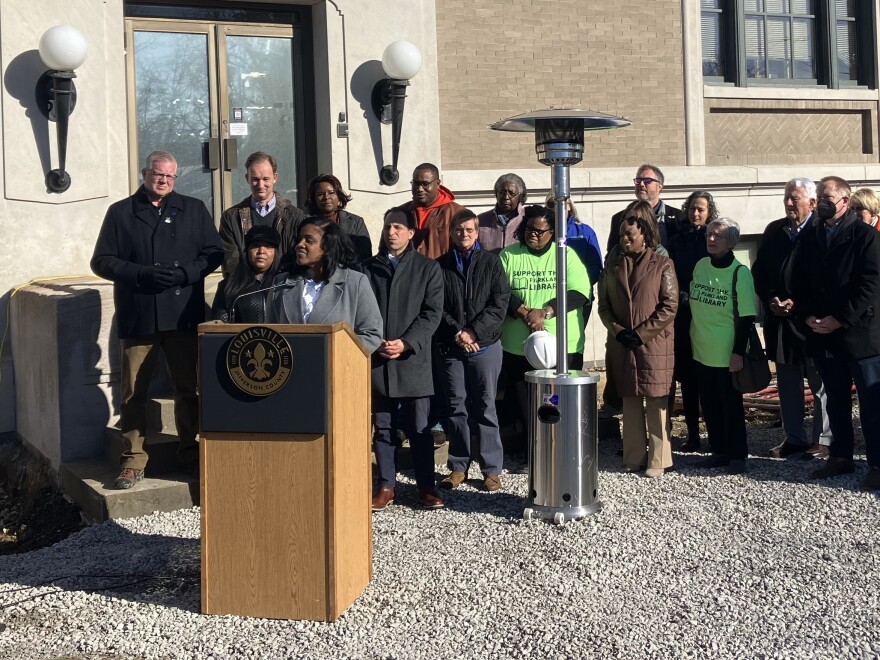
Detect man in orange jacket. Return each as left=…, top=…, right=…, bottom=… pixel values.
left=393, top=163, right=464, bottom=259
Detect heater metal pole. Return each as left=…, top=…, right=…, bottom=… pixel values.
left=552, top=163, right=570, bottom=376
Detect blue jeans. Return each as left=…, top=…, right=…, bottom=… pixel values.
left=815, top=354, right=880, bottom=467
left=442, top=341, right=504, bottom=476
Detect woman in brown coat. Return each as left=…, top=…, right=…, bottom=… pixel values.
left=599, top=201, right=679, bottom=477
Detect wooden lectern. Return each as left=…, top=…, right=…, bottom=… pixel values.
left=197, top=322, right=372, bottom=621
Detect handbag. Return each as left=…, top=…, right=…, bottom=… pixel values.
left=730, top=265, right=771, bottom=394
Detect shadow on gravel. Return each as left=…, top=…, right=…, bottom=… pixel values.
left=0, top=522, right=201, bottom=614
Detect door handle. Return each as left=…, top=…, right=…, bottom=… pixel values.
left=206, top=137, right=220, bottom=170
left=224, top=138, right=238, bottom=171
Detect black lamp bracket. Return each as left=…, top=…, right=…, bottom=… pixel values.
left=36, top=70, right=77, bottom=121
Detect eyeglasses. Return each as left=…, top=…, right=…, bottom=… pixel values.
left=623, top=216, right=641, bottom=223
left=524, top=226, right=551, bottom=237
left=410, top=178, right=438, bottom=189
left=149, top=171, right=177, bottom=181
left=633, top=177, right=660, bottom=186
left=497, top=189, right=519, bottom=198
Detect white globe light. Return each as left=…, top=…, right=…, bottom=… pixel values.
left=381, top=41, right=422, bottom=81
left=39, top=25, right=88, bottom=71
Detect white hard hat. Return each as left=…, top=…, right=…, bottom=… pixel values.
left=524, top=330, right=557, bottom=369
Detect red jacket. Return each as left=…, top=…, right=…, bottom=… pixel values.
left=395, top=186, right=464, bottom=259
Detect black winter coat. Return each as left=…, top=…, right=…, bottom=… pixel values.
left=210, top=275, right=274, bottom=323
left=363, top=245, right=444, bottom=398
left=436, top=248, right=511, bottom=349
left=91, top=188, right=223, bottom=339
left=607, top=202, right=686, bottom=253
left=751, top=216, right=813, bottom=364
left=791, top=213, right=880, bottom=360
left=337, top=210, right=373, bottom=264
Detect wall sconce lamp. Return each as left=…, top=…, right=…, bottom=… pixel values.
left=371, top=41, right=422, bottom=186
left=35, top=25, right=87, bottom=193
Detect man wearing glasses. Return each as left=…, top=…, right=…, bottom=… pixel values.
left=218, top=151, right=305, bottom=277
left=394, top=162, right=464, bottom=259
left=606, top=164, right=685, bottom=253
left=91, top=150, right=223, bottom=489
left=791, top=175, right=880, bottom=490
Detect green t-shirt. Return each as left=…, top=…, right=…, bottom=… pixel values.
left=499, top=243, right=592, bottom=356
left=689, top=258, right=757, bottom=368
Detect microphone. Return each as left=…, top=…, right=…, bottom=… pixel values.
left=230, top=280, right=294, bottom=324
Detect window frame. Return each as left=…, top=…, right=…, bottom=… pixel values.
left=703, top=0, right=877, bottom=89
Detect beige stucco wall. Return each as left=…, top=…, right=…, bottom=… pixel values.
left=0, top=0, right=129, bottom=433
left=312, top=0, right=443, bottom=239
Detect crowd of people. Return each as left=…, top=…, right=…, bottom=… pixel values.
left=90, top=149, right=880, bottom=502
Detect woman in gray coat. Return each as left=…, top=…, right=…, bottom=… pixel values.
left=268, top=218, right=382, bottom=354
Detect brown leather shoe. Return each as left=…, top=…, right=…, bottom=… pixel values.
left=439, top=471, right=466, bottom=489
left=861, top=467, right=880, bottom=491
left=371, top=487, right=395, bottom=511
left=809, top=457, right=855, bottom=480
left=418, top=489, right=444, bottom=509
left=483, top=474, right=502, bottom=492
left=803, top=443, right=830, bottom=459
left=769, top=441, right=807, bottom=459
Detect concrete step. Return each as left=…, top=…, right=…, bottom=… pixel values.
left=61, top=459, right=198, bottom=523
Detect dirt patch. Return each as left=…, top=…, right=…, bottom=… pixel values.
left=0, top=443, right=85, bottom=555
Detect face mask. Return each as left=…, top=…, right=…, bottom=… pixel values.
left=817, top=198, right=837, bottom=222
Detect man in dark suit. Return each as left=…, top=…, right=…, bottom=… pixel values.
left=91, top=150, right=223, bottom=489
left=363, top=209, right=445, bottom=510
left=791, top=175, right=880, bottom=490
left=606, top=163, right=685, bottom=253
left=752, top=178, right=833, bottom=460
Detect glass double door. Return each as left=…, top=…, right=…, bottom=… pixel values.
left=126, top=19, right=299, bottom=220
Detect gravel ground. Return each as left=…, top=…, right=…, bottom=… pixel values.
left=0, top=418, right=878, bottom=660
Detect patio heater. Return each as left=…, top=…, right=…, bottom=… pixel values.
left=489, top=109, right=630, bottom=524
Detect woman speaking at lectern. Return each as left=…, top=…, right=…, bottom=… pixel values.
left=268, top=218, right=383, bottom=353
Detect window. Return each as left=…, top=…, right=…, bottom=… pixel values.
left=701, top=0, right=876, bottom=88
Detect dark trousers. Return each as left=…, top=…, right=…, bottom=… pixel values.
left=671, top=352, right=701, bottom=443
left=816, top=354, right=880, bottom=467
left=373, top=395, right=434, bottom=490
left=442, top=341, right=504, bottom=475
left=120, top=330, right=199, bottom=470
left=696, top=361, right=748, bottom=460
left=603, top=334, right=623, bottom=410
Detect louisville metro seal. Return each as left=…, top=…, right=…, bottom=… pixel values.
left=226, top=326, right=292, bottom=396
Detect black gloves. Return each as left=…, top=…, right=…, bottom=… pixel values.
left=140, top=265, right=185, bottom=290
left=615, top=329, right=643, bottom=348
